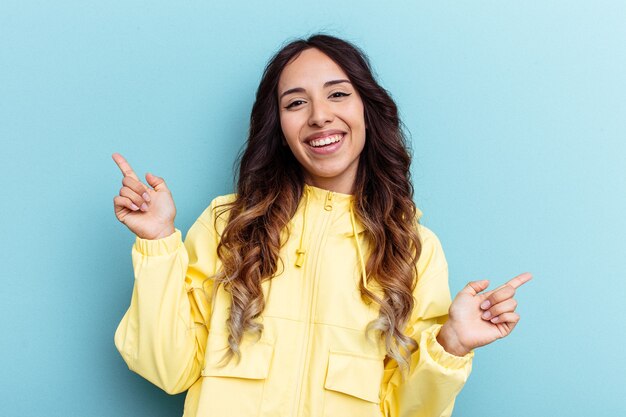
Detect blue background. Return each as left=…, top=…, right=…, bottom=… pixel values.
left=1, top=1, right=625, bottom=416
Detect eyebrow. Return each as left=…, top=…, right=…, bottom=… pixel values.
left=279, top=79, right=351, bottom=100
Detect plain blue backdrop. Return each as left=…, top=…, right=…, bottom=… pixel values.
left=1, top=1, right=625, bottom=416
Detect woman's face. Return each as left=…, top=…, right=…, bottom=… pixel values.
left=278, top=48, right=366, bottom=194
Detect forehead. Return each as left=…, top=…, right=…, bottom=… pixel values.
left=278, top=48, right=349, bottom=93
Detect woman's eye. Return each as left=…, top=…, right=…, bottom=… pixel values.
left=330, top=92, right=351, bottom=98
left=286, top=100, right=305, bottom=109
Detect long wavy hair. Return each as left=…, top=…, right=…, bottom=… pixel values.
left=213, top=34, right=422, bottom=372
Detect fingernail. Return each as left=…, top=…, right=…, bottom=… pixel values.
left=482, top=311, right=491, bottom=319
left=130, top=203, right=139, bottom=211
left=143, top=192, right=151, bottom=202
left=141, top=203, right=148, bottom=211
left=491, top=317, right=500, bottom=323
left=480, top=300, right=491, bottom=310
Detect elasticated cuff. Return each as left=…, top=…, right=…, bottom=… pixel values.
left=133, top=229, right=182, bottom=256
left=423, top=324, right=474, bottom=369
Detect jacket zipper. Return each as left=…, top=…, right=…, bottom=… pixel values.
left=293, top=190, right=334, bottom=417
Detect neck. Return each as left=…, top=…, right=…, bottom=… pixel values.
left=304, top=174, right=356, bottom=195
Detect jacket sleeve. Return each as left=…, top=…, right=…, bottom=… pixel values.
left=379, top=226, right=474, bottom=417
left=114, top=198, right=222, bottom=395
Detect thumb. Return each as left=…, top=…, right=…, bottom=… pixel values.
left=145, top=172, right=169, bottom=192
left=460, top=279, right=490, bottom=296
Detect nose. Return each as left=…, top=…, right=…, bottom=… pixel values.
left=307, top=98, right=334, bottom=127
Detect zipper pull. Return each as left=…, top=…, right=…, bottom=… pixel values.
left=324, top=191, right=334, bottom=211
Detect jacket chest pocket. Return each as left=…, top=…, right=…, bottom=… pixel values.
left=323, top=351, right=384, bottom=417
left=198, top=333, right=275, bottom=417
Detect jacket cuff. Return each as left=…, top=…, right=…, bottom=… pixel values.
left=133, top=229, right=182, bottom=256
left=423, top=324, right=474, bottom=369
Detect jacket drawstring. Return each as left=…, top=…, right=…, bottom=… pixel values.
left=349, top=206, right=368, bottom=290
left=295, top=188, right=310, bottom=268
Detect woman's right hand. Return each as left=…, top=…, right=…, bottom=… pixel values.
left=112, top=153, right=176, bottom=240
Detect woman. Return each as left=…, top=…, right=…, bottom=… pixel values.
left=112, top=34, right=531, bottom=417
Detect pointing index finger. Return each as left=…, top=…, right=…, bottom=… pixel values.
left=112, top=153, right=139, bottom=180
left=505, top=272, right=533, bottom=290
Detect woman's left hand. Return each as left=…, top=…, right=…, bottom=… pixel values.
left=437, top=272, right=533, bottom=356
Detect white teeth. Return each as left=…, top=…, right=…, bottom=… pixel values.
left=309, top=134, right=343, bottom=147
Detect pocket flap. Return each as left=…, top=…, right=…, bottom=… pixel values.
left=324, top=350, right=384, bottom=403
left=202, top=336, right=274, bottom=380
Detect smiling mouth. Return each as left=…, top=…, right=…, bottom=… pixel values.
left=307, top=133, right=344, bottom=148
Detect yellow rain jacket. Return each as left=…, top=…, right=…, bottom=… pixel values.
left=115, top=184, right=474, bottom=417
